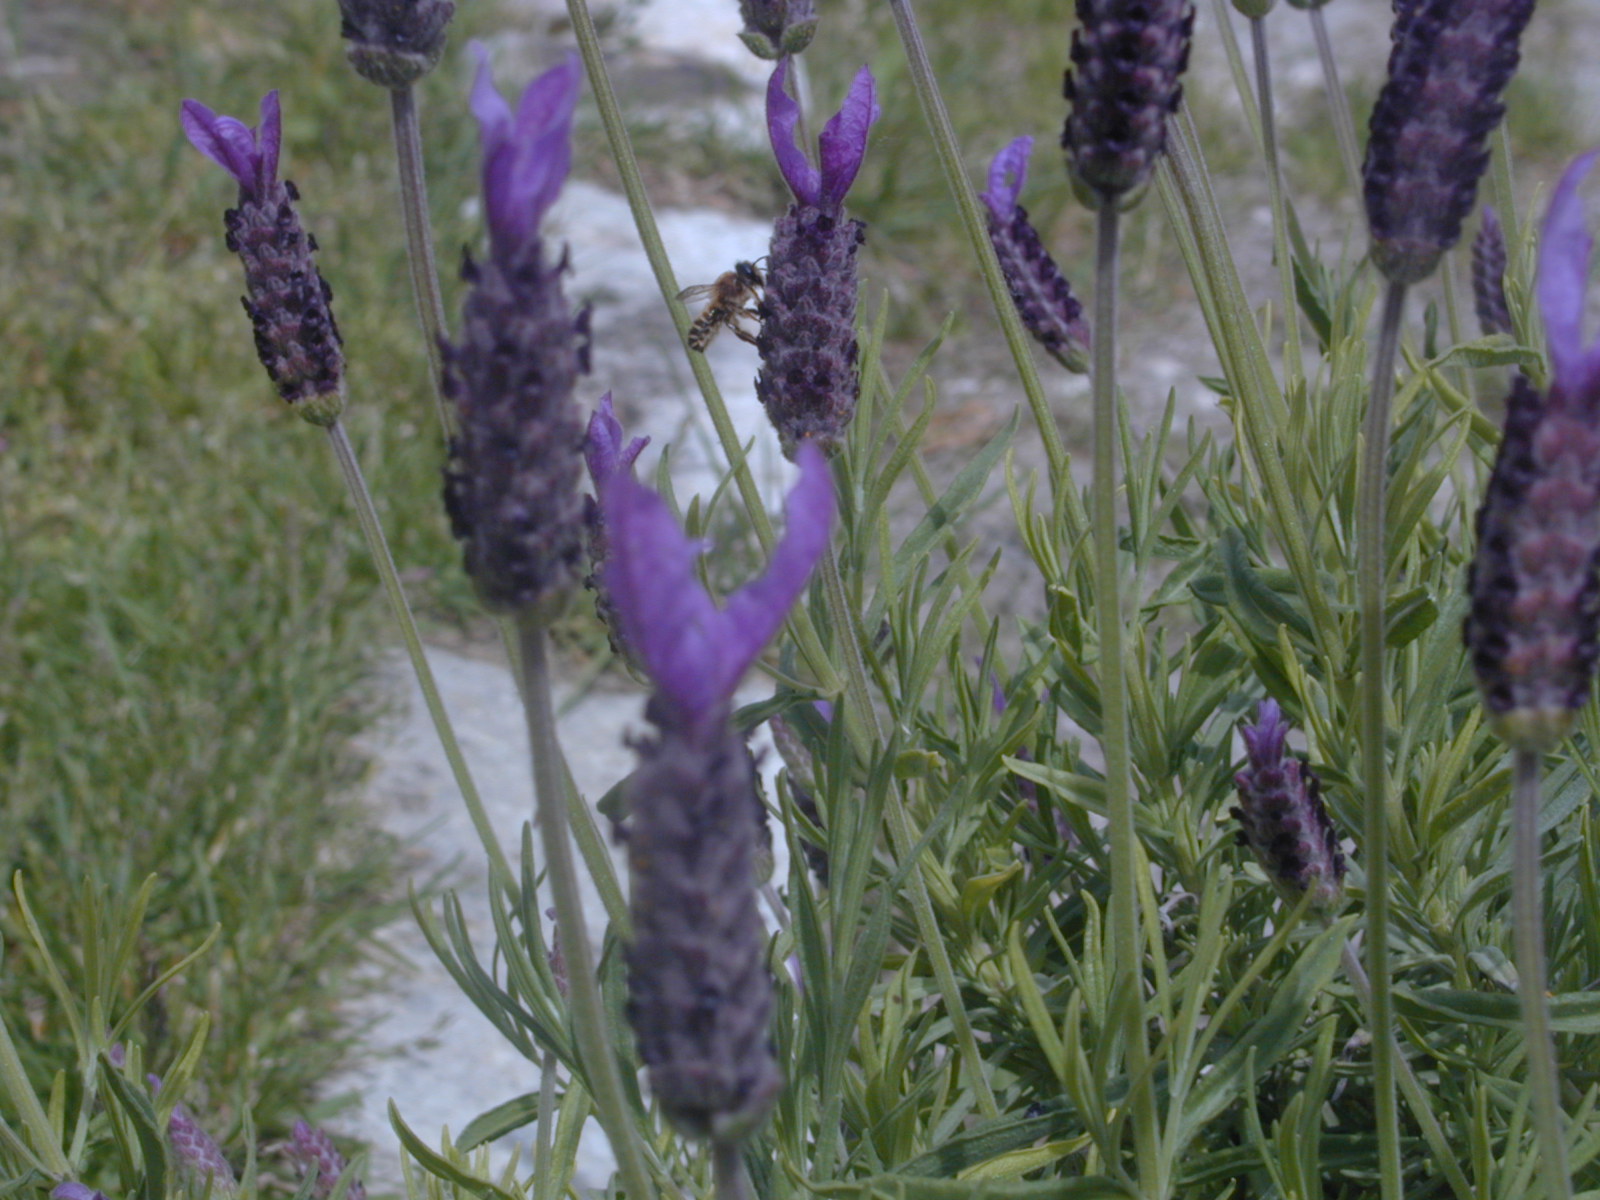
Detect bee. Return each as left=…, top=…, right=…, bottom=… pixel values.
left=677, top=260, right=765, bottom=352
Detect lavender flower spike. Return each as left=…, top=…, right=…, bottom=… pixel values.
left=1465, top=153, right=1600, bottom=751
left=287, top=1120, right=366, bottom=1200
left=169, top=1104, right=238, bottom=1197
left=442, top=47, right=589, bottom=615
left=606, top=445, right=832, bottom=1142
left=738, top=0, right=817, bottom=59
left=181, top=92, right=345, bottom=424
left=1230, top=700, right=1346, bottom=910
left=338, top=0, right=455, bottom=88
left=1362, top=0, right=1535, bottom=285
left=757, top=62, right=879, bottom=458
left=582, top=393, right=649, bottom=661
left=981, top=137, right=1090, bottom=373
left=1473, top=207, right=1513, bottom=338
left=1061, top=0, right=1195, bottom=210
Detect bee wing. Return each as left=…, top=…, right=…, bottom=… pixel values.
left=675, top=283, right=716, bottom=304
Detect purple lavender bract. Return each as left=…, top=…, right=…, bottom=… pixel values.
left=1362, top=0, right=1535, bottom=285
left=181, top=92, right=345, bottom=426
left=1230, top=700, right=1346, bottom=910
left=441, top=47, right=588, bottom=615
left=756, top=62, right=878, bottom=459
left=603, top=446, right=833, bottom=1142
left=1061, top=0, right=1195, bottom=209
left=169, top=1104, right=237, bottom=1197
left=982, top=137, right=1090, bottom=373
left=337, top=0, right=455, bottom=88
left=1465, top=154, right=1600, bottom=751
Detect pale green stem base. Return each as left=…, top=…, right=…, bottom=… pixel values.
left=534, top=1048, right=559, bottom=1200
left=712, top=1140, right=749, bottom=1200
left=1511, top=749, right=1574, bottom=1200
left=1359, top=280, right=1407, bottom=1200
left=514, top=617, right=656, bottom=1200
left=1091, top=204, right=1156, bottom=1187
left=388, top=87, right=453, bottom=439
left=324, top=418, right=514, bottom=894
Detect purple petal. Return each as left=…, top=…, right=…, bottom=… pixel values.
left=603, top=445, right=834, bottom=724
left=1240, top=698, right=1287, bottom=763
left=718, top=442, right=836, bottom=693
left=256, top=90, right=281, bottom=195
left=981, top=136, right=1033, bottom=222
left=817, top=65, right=878, bottom=209
left=1539, top=151, right=1600, bottom=396
left=603, top=473, right=727, bottom=720
left=180, top=99, right=259, bottom=193
left=471, top=44, right=580, bottom=252
left=52, top=1185, right=106, bottom=1200
left=767, top=59, right=820, bottom=206
left=585, top=392, right=649, bottom=484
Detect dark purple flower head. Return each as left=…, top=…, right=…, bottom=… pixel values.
left=981, top=136, right=1090, bottom=373
left=1464, top=155, right=1600, bottom=751
left=1362, top=0, right=1535, bottom=284
left=338, top=0, right=455, bottom=88
left=603, top=443, right=834, bottom=735
left=584, top=392, right=649, bottom=486
left=470, top=43, right=581, bottom=257
left=767, top=59, right=878, bottom=213
left=739, top=0, right=818, bottom=59
left=181, top=92, right=280, bottom=202
left=1061, top=0, right=1194, bottom=209
left=1230, top=700, right=1346, bottom=910
left=1538, top=152, right=1600, bottom=401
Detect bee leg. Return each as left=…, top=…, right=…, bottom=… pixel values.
left=732, top=307, right=763, bottom=345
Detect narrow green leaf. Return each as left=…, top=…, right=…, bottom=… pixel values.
left=388, top=1101, right=520, bottom=1200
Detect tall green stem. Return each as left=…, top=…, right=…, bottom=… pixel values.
left=514, top=617, right=656, bottom=1200
left=1091, top=205, right=1157, bottom=1188
left=711, top=1140, right=749, bottom=1200
left=388, top=86, right=453, bottom=439
left=561, top=0, right=842, bottom=702
left=323, top=418, right=514, bottom=895
left=1250, top=14, right=1303, bottom=391
left=1511, top=749, right=1574, bottom=1200
left=1309, top=7, right=1363, bottom=199
left=884, top=0, right=1085, bottom=531
left=1359, top=280, right=1407, bottom=1200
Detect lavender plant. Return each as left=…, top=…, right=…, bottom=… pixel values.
left=20, top=2, right=1600, bottom=1200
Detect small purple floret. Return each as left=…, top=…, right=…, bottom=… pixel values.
left=53, top=1185, right=107, bottom=1200
left=180, top=91, right=280, bottom=200
left=584, top=392, right=649, bottom=486
left=766, top=60, right=878, bottom=211
left=602, top=443, right=834, bottom=732
left=470, top=43, right=581, bottom=256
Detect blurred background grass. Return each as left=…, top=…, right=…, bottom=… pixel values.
left=0, top=0, right=1593, bottom=1163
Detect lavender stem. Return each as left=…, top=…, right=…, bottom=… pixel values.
left=388, top=86, right=453, bottom=438
left=1358, top=279, right=1407, bottom=1200
left=324, top=417, right=513, bottom=894
left=1511, top=749, right=1574, bottom=1200
left=514, top=616, right=657, bottom=1200
left=1250, top=14, right=1303, bottom=390
left=1309, top=7, right=1362, bottom=198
